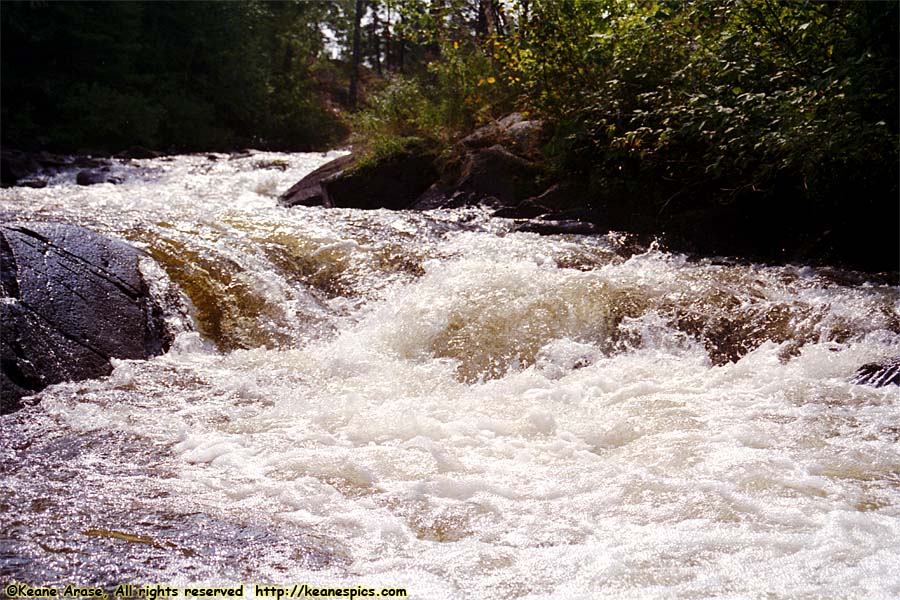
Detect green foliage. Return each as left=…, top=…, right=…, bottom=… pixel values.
left=348, top=1, right=520, bottom=160
left=499, top=0, right=898, bottom=205
left=351, top=78, right=436, bottom=146
left=350, top=45, right=512, bottom=162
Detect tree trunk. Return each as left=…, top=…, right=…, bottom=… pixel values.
left=384, top=3, right=392, bottom=71
left=349, top=0, right=365, bottom=110
left=371, top=1, right=382, bottom=76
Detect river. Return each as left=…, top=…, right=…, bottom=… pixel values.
left=1, top=151, right=899, bottom=598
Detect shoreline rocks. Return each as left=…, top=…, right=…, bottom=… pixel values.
left=1, top=223, right=172, bottom=413
left=1, top=150, right=110, bottom=188
left=276, top=112, right=897, bottom=274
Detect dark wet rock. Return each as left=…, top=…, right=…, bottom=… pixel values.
left=491, top=200, right=549, bottom=219
left=76, top=169, right=121, bottom=186
left=1, top=150, right=42, bottom=187
left=493, top=181, right=594, bottom=220
left=2, top=150, right=109, bottom=187
left=114, top=146, right=161, bottom=160
left=279, top=113, right=548, bottom=215
left=17, top=178, right=48, bottom=189
left=851, top=358, right=900, bottom=387
left=528, top=181, right=593, bottom=214
left=279, top=153, right=356, bottom=208
left=412, top=144, right=544, bottom=211
left=515, top=219, right=604, bottom=236
left=1, top=223, right=171, bottom=413
left=453, top=144, right=543, bottom=206
left=280, top=145, right=438, bottom=211
left=410, top=114, right=548, bottom=212
left=326, top=148, right=438, bottom=210
left=410, top=184, right=454, bottom=211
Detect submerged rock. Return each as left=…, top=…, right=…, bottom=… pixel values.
left=515, top=219, right=604, bottom=236
left=76, top=169, right=121, bottom=186
left=851, top=358, right=900, bottom=387
left=1, top=223, right=171, bottom=413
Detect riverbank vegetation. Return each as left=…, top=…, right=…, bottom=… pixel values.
left=352, top=0, right=898, bottom=214
left=354, top=0, right=898, bottom=269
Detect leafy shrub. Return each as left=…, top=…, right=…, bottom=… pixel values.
left=501, top=0, right=898, bottom=206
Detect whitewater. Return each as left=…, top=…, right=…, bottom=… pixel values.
left=1, top=151, right=898, bottom=599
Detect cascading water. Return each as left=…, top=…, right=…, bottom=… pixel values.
left=1, top=152, right=898, bottom=598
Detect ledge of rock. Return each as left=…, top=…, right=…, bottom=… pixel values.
left=279, top=144, right=438, bottom=210
left=1, top=222, right=172, bottom=413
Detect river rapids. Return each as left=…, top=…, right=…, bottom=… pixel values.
left=1, top=151, right=899, bottom=598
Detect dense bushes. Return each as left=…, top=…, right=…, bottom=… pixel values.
left=354, top=0, right=897, bottom=215
left=510, top=0, right=898, bottom=207
left=342, top=0, right=897, bottom=268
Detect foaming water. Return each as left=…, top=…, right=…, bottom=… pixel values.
left=2, top=152, right=899, bottom=598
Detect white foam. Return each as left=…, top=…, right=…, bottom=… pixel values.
left=3, top=151, right=899, bottom=597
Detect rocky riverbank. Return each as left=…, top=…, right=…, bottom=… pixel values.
left=280, top=114, right=899, bottom=275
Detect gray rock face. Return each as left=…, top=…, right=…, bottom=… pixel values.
left=460, top=113, right=545, bottom=159
left=1, top=223, right=171, bottom=413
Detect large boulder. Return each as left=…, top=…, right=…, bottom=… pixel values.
left=279, top=144, right=438, bottom=210
left=411, top=144, right=544, bottom=210
left=1, top=223, right=171, bottom=413
left=454, top=144, right=543, bottom=205
left=279, top=115, right=547, bottom=214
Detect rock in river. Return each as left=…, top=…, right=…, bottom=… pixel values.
left=279, top=142, right=438, bottom=210
left=851, top=358, right=900, bottom=387
left=1, top=223, right=171, bottom=413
